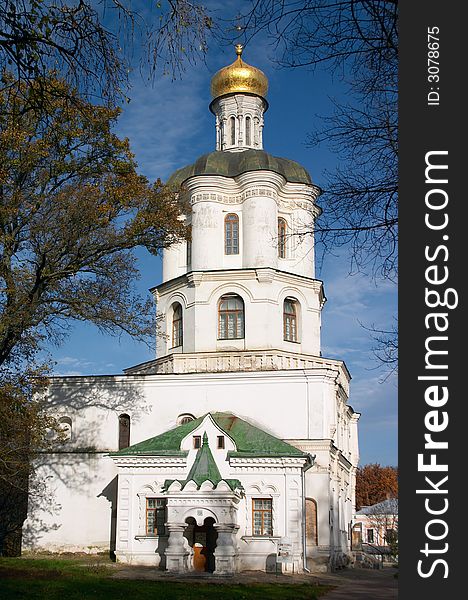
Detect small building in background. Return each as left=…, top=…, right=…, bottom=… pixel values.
left=352, top=498, right=398, bottom=565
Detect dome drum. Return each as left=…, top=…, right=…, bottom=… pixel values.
left=211, top=94, right=266, bottom=152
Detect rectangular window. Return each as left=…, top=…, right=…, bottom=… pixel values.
left=193, top=435, right=201, bottom=449
left=283, top=300, right=298, bottom=342
left=367, top=528, right=374, bottom=544
left=386, top=528, right=397, bottom=544
left=146, top=499, right=166, bottom=535
left=217, top=435, right=225, bottom=449
left=245, top=117, right=251, bottom=146
left=252, top=498, right=273, bottom=536
left=278, top=218, right=287, bottom=258
left=186, top=240, right=192, bottom=268
left=219, top=312, right=243, bottom=339
left=172, top=316, right=183, bottom=348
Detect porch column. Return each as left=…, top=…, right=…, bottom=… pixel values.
left=165, top=522, right=189, bottom=572
left=213, top=523, right=239, bottom=574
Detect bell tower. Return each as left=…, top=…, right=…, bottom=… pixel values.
left=130, top=47, right=327, bottom=375
left=210, top=44, right=268, bottom=151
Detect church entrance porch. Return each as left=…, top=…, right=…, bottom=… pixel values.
left=184, top=516, right=218, bottom=572
left=163, top=499, right=241, bottom=575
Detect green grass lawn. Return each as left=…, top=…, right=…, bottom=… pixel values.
left=0, top=557, right=332, bottom=600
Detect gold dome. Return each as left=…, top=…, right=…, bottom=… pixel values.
left=210, top=45, right=268, bottom=100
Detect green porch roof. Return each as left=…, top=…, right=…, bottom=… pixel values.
left=161, top=432, right=244, bottom=492
left=185, top=432, right=222, bottom=487
left=110, top=412, right=306, bottom=458
left=166, top=150, right=314, bottom=187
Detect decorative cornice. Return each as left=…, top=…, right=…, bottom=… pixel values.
left=229, top=456, right=307, bottom=469
left=124, top=350, right=350, bottom=392
left=109, top=455, right=187, bottom=468
left=154, top=267, right=324, bottom=297
left=182, top=171, right=321, bottom=213
left=189, top=188, right=319, bottom=214
left=285, top=439, right=335, bottom=453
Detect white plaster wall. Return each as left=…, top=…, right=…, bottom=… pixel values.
left=24, top=454, right=117, bottom=553
left=43, top=371, right=309, bottom=447
left=242, top=194, right=278, bottom=268
left=42, top=367, right=351, bottom=456
left=190, top=200, right=222, bottom=271
left=162, top=240, right=187, bottom=282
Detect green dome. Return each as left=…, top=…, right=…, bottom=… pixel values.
left=167, top=149, right=313, bottom=187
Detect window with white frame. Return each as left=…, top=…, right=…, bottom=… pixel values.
left=278, top=217, right=287, bottom=258
left=252, top=498, right=273, bottom=536
left=171, top=302, right=183, bottom=348
left=224, top=213, right=239, bottom=255
left=146, top=498, right=167, bottom=535
left=218, top=294, right=244, bottom=339
left=283, top=298, right=299, bottom=342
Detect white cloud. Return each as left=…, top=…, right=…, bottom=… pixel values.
left=53, top=356, right=116, bottom=377
left=349, top=372, right=397, bottom=411
left=115, top=68, right=212, bottom=182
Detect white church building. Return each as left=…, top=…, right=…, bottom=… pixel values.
left=26, top=46, right=360, bottom=574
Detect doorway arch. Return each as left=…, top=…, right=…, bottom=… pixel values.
left=184, top=516, right=218, bottom=572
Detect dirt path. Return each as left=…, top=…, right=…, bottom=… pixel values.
left=111, top=563, right=398, bottom=598
left=316, top=568, right=398, bottom=599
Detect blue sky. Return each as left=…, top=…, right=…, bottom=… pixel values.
left=48, top=33, right=397, bottom=467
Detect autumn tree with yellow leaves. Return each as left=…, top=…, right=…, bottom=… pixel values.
left=0, top=75, right=186, bottom=554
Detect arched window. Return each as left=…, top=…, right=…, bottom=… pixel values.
left=283, top=298, right=298, bottom=342
left=230, top=116, right=236, bottom=145
left=305, top=498, right=318, bottom=546
left=245, top=116, right=252, bottom=146
left=177, top=413, right=195, bottom=426
left=218, top=294, right=244, bottom=339
left=224, top=213, right=239, bottom=255
left=278, top=218, right=287, bottom=258
left=59, top=416, right=72, bottom=442
left=118, top=414, right=130, bottom=450
left=171, top=302, right=183, bottom=348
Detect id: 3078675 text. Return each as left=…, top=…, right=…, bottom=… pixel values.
left=427, top=26, right=440, bottom=106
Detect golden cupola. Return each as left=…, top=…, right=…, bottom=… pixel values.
left=210, top=45, right=269, bottom=101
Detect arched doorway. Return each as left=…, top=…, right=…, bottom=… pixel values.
left=184, top=516, right=218, bottom=572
